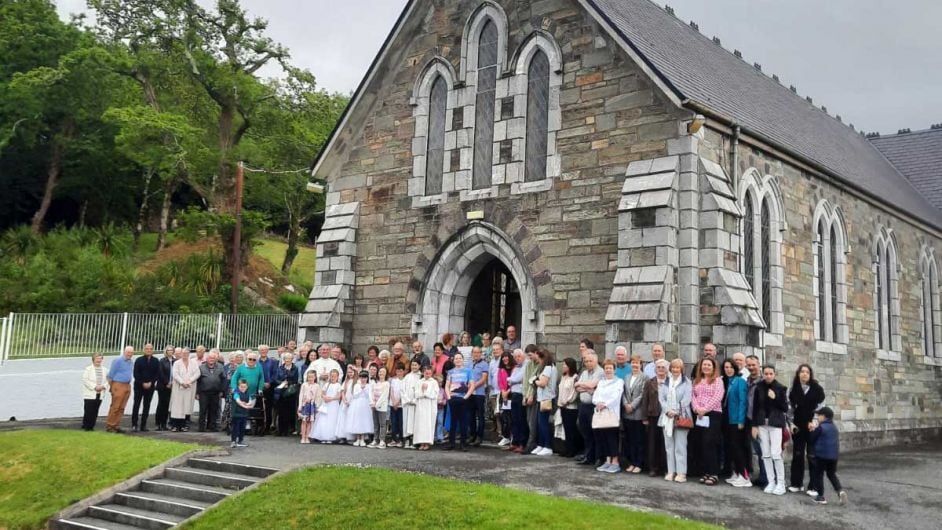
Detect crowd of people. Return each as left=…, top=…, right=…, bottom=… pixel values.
left=81, top=326, right=848, bottom=506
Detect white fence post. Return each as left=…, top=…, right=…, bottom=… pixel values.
left=215, top=313, right=224, bottom=350
left=118, top=312, right=129, bottom=353
left=0, top=315, right=9, bottom=365
left=3, top=313, right=14, bottom=363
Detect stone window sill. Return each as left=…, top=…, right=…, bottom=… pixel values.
left=460, top=186, right=499, bottom=202
left=918, top=356, right=942, bottom=367
left=876, top=349, right=901, bottom=362
left=511, top=178, right=553, bottom=195
left=815, top=340, right=847, bottom=355
left=411, top=193, right=448, bottom=208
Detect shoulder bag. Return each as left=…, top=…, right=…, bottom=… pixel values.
left=592, top=407, right=619, bottom=429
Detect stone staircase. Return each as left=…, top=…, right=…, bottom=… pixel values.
left=52, top=458, right=279, bottom=530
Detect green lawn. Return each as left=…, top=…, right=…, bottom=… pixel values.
left=0, top=430, right=199, bottom=530
left=183, top=466, right=717, bottom=530
left=254, top=237, right=316, bottom=292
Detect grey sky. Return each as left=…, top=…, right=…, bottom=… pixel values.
left=56, top=0, right=940, bottom=134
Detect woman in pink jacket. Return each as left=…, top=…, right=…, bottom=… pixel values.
left=691, top=357, right=725, bottom=486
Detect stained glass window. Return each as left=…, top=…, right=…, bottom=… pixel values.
left=425, top=76, right=447, bottom=195
left=525, top=50, right=549, bottom=182
left=876, top=245, right=885, bottom=350
left=886, top=246, right=895, bottom=343
left=924, top=263, right=933, bottom=356
left=816, top=220, right=826, bottom=340
left=760, top=199, right=772, bottom=327
left=830, top=224, right=839, bottom=341
left=742, top=197, right=754, bottom=290
left=472, top=20, right=498, bottom=190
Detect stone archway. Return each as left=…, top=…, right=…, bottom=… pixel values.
left=413, top=221, right=543, bottom=348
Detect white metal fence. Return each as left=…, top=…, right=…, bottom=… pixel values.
left=0, top=312, right=303, bottom=362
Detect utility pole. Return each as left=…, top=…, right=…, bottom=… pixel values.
left=231, top=161, right=244, bottom=314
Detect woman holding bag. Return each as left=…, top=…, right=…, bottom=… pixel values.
left=592, top=359, right=624, bottom=473
left=659, top=358, right=693, bottom=482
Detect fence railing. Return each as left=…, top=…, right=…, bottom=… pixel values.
left=0, top=312, right=303, bottom=362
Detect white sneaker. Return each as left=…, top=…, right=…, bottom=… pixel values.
left=806, top=489, right=819, bottom=497
left=664, top=473, right=675, bottom=481
left=531, top=446, right=543, bottom=455
left=787, top=486, right=803, bottom=493
left=497, top=437, right=511, bottom=447
left=764, top=483, right=776, bottom=494
left=378, top=442, right=386, bottom=449
left=596, top=463, right=609, bottom=472
left=772, top=484, right=787, bottom=496
left=367, top=441, right=378, bottom=448
left=537, top=447, right=553, bottom=456
left=732, top=476, right=752, bottom=488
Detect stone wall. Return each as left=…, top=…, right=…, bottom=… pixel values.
left=315, top=0, right=687, bottom=355
left=699, top=127, right=942, bottom=441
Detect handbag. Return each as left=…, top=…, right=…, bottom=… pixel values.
left=674, top=410, right=693, bottom=430
left=540, top=399, right=553, bottom=412
left=592, top=408, right=619, bottom=429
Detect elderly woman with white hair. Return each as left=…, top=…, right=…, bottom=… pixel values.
left=221, top=351, right=244, bottom=433
left=641, top=358, right=670, bottom=476
left=81, top=353, right=108, bottom=431
left=273, top=352, right=300, bottom=436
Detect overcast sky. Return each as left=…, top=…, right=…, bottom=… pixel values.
left=56, top=0, right=940, bottom=134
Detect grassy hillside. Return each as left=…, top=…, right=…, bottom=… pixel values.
left=254, top=238, right=316, bottom=294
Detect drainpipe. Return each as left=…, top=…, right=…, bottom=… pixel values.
left=730, top=123, right=741, bottom=197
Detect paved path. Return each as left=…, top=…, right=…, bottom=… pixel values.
left=114, top=429, right=942, bottom=530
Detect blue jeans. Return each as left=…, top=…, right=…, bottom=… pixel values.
left=389, top=407, right=403, bottom=442
left=538, top=408, right=553, bottom=448
left=231, top=417, right=246, bottom=443
left=435, top=407, right=445, bottom=441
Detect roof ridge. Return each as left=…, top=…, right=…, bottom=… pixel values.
left=871, top=126, right=942, bottom=140
left=659, top=1, right=863, bottom=136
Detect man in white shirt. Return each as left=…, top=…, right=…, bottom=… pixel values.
left=643, top=343, right=666, bottom=379
left=306, top=343, right=342, bottom=384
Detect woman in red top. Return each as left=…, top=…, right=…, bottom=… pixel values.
left=691, top=357, right=725, bottom=486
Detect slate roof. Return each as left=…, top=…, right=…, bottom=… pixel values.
left=870, top=128, right=942, bottom=210
left=587, top=0, right=942, bottom=227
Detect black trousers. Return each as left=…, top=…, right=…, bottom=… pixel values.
left=697, top=411, right=723, bottom=476
left=82, top=397, right=102, bottom=430
left=510, top=393, right=527, bottom=447
left=594, top=427, right=619, bottom=459
left=646, top=416, right=666, bottom=473
left=687, top=419, right=702, bottom=476
left=622, top=419, right=646, bottom=468
left=468, top=395, right=486, bottom=441
left=448, top=397, right=469, bottom=446
left=791, top=427, right=813, bottom=488
left=725, top=423, right=749, bottom=476
left=277, top=394, right=299, bottom=436
left=810, top=457, right=842, bottom=496
left=155, top=387, right=171, bottom=428
left=560, top=408, right=582, bottom=457
left=577, top=404, right=597, bottom=463
left=131, top=386, right=155, bottom=428
left=198, top=391, right=222, bottom=431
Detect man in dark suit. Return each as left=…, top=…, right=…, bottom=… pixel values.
left=155, top=345, right=174, bottom=431
left=131, top=343, right=161, bottom=431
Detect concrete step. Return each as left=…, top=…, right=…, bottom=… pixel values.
left=139, top=479, right=233, bottom=504
left=186, top=458, right=279, bottom=478
left=114, top=491, right=208, bottom=518
left=54, top=516, right=144, bottom=530
left=87, top=504, right=183, bottom=530
left=163, top=466, right=260, bottom=490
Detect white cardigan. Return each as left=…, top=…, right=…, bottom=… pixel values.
left=82, top=364, right=109, bottom=400
left=370, top=381, right=390, bottom=412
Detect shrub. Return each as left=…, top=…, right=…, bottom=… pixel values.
left=278, top=292, right=307, bottom=312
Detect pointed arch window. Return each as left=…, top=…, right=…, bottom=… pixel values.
left=425, top=76, right=447, bottom=195
left=742, top=195, right=755, bottom=290
left=873, top=227, right=900, bottom=358
left=472, top=20, right=498, bottom=190
left=812, top=200, right=848, bottom=348
left=816, top=219, right=827, bottom=339
left=760, top=199, right=772, bottom=326
left=739, top=171, right=785, bottom=341
left=921, top=247, right=940, bottom=358
left=524, top=50, right=549, bottom=182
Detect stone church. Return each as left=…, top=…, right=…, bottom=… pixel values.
left=302, top=0, right=941, bottom=446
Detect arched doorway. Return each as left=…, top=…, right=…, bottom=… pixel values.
left=413, top=221, right=541, bottom=348
left=464, top=258, right=522, bottom=337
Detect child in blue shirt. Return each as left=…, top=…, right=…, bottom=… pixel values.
left=230, top=379, right=254, bottom=448
left=808, top=406, right=848, bottom=505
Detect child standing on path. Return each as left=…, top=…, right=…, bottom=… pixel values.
left=230, top=379, right=254, bottom=448
left=297, top=371, right=321, bottom=444
left=808, top=407, right=848, bottom=506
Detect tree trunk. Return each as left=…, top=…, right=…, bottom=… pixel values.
left=30, top=120, right=74, bottom=234
left=282, top=208, right=300, bottom=275
left=133, top=168, right=154, bottom=251
left=216, top=103, right=240, bottom=282
left=78, top=200, right=88, bottom=228
left=155, top=175, right=177, bottom=252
